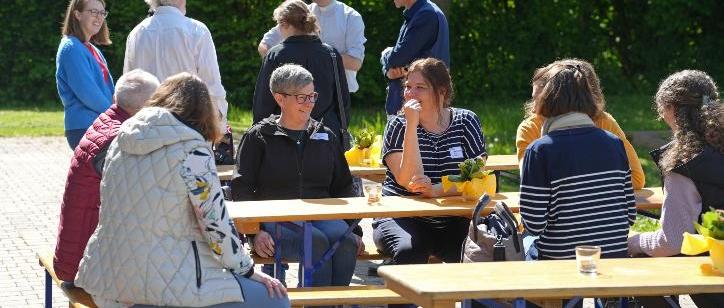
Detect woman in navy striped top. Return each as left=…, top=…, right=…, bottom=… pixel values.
left=372, top=58, right=487, bottom=285
left=519, top=61, right=636, bottom=260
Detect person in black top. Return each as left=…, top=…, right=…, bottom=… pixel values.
left=234, top=64, right=363, bottom=288
left=253, top=0, right=350, bottom=148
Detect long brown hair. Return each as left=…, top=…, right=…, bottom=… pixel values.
left=406, top=57, right=455, bottom=109
left=273, top=0, right=319, bottom=34
left=655, top=70, right=724, bottom=173
left=62, top=0, right=111, bottom=45
left=146, top=73, right=222, bottom=143
left=526, top=59, right=605, bottom=119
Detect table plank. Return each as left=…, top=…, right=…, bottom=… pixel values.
left=378, top=257, right=724, bottom=308
left=228, top=188, right=661, bottom=224
left=218, top=154, right=520, bottom=182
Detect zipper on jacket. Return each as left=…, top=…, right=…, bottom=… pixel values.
left=191, top=241, right=202, bottom=289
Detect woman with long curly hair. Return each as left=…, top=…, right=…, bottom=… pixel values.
left=628, top=70, right=723, bottom=307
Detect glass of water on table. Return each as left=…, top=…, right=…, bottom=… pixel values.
left=575, top=245, right=601, bottom=275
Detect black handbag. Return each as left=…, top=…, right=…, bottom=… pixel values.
left=213, top=127, right=235, bottom=166
left=462, top=194, right=525, bottom=262
left=326, top=44, right=354, bottom=151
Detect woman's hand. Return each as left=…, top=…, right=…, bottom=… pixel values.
left=250, top=270, right=287, bottom=299
left=408, top=174, right=435, bottom=197
left=402, top=99, right=421, bottom=127
left=253, top=230, right=275, bottom=258
left=352, top=234, right=366, bottom=256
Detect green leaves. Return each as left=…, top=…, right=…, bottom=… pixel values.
left=694, top=208, right=724, bottom=240
left=353, top=127, right=376, bottom=149
left=448, top=157, right=490, bottom=183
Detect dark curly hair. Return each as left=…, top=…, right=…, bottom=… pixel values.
left=655, top=70, right=724, bottom=173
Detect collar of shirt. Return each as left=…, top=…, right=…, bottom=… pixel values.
left=403, top=0, right=427, bottom=21
left=317, top=0, right=337, bottom=14
left=284, top=35, right=322, bottom=44
left=154, top=5, right=184, bottom=17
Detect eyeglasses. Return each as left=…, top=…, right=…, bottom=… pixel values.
left=84, top=9, right=109, bottom=18
left=277, top=92, right=318, bottom=104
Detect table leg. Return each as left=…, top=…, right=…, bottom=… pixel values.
left=44, top=270, right=52, bottom=308
left=274, top=223, right=283, bottom=279
left=302, top=221, right=313, bottom=287
left=494, top=170, right=501, bottom=193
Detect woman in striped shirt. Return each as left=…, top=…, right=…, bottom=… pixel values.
left=519, top=61, right=637, bottom=260
left=372, top=58, right=488, bottom=287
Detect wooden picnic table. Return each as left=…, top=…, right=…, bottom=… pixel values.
left=226, top=187, right=663, bottom=288
left=227, top=187, right=662, bottom=227
left=377, top=256, right=724, bottom=308
left=217, top=154, right=520, bottom=182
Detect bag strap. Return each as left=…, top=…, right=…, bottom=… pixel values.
left=325, top=43, right=348, bottom=131
left=470, top=194, right=491, bottom=243
left=495, top=202, right=522, bottom=253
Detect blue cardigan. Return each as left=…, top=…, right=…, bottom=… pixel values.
left=56, top=35, right=114, bottom=131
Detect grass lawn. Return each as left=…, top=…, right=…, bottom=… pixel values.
left=2, top=94, right=668, bottom=231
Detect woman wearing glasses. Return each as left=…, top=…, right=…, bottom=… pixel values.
left=252, top=0, right=351, bottom=150
left=57, top=0, right=114, bottom=149
left=232, top=64, right=363, bottom=288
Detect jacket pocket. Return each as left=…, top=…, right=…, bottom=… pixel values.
left=191, top=241, right=202, bottom=289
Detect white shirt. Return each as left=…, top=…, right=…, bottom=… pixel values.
left=124, top=6, right=228, bottom=130
left=260, top=0, right=366, bottom=92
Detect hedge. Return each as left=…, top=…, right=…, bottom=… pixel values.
left=1, top=0, right=722, bottom=108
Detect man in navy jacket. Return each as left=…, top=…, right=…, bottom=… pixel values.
left=381, top=0, right=450, bottom=115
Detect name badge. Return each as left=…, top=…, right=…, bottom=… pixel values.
left=449, top=146, right=464, bottom=159
left=311, top=132, right=329, bottom=141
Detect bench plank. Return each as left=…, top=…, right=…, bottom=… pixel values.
left=288, top=285, right=407, bottom=307
left=37, top=251, right=98, bottom=308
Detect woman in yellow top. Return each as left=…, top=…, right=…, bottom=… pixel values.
left=516, top=59, right=645, bottom=189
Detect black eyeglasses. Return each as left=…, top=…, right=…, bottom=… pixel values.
left=85, top=9, right=109, bottom=18
left=277, top=92, right=318, bottom=104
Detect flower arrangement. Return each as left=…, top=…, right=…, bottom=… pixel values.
left=344, top=128, right=382, bottom=167
left=681, top=208, right=724, bottom=274
left=441, top=157, right=496, bottom=201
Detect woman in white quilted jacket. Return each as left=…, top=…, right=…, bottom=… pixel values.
left=75, top=73, right=289, bottom=308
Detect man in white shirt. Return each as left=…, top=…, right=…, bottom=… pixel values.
left=124, top=0, right=229, bottom=132
left=257, top=0, right=366, bottom=93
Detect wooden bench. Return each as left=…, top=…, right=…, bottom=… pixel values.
left=37, top=251, right=405, bottom=308
left=37, top=251, right=97, bottom=308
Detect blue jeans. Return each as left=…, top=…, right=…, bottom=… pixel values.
left=130, top=275, right=290, bottom=307
left=65, top=129, right=86, bottom=150
left=261, top=220, right=357, bottom=287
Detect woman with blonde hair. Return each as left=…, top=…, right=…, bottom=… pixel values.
left=75, top=73, right=289, bottom=308
left=57, top=0, right=115, bottom=149
left=516, top=59, right=645, bottom=189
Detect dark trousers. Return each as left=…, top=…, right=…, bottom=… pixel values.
left=373, top=217, right=469, bottom=308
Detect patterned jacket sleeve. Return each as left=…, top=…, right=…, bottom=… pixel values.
left=181, top=147, right=254, bottom=277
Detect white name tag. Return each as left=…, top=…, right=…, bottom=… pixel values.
left=449, top=146, right=464, bottom=158
left=310, top=132, right=329, bottom=141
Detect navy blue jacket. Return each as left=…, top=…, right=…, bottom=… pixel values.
left=381, top=0, right=450, bottom=115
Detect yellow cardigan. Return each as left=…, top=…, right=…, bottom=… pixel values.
left=515, top=112, right=646, bottom=189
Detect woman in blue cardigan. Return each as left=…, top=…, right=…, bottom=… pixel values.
left=56, top=0, right=114, bottom=149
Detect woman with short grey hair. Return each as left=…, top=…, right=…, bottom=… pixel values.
left=233, top=64, right=363, bottom=288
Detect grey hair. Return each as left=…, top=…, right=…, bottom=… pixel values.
left=269, top=64, right=314, bottom=94
left=144, top=0, right=182, bottom=8
left=114, top=69, right=160, bottom=113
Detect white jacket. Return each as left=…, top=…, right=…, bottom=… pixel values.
left=76, top=107, right=246, bottom=307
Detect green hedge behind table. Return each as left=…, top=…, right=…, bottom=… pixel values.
left=2, top=0, right=722, bottom=109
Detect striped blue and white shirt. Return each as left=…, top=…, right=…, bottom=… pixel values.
left=382, top=108, right=487, bottom=198
left=520, top=126, right=636, bottom=260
